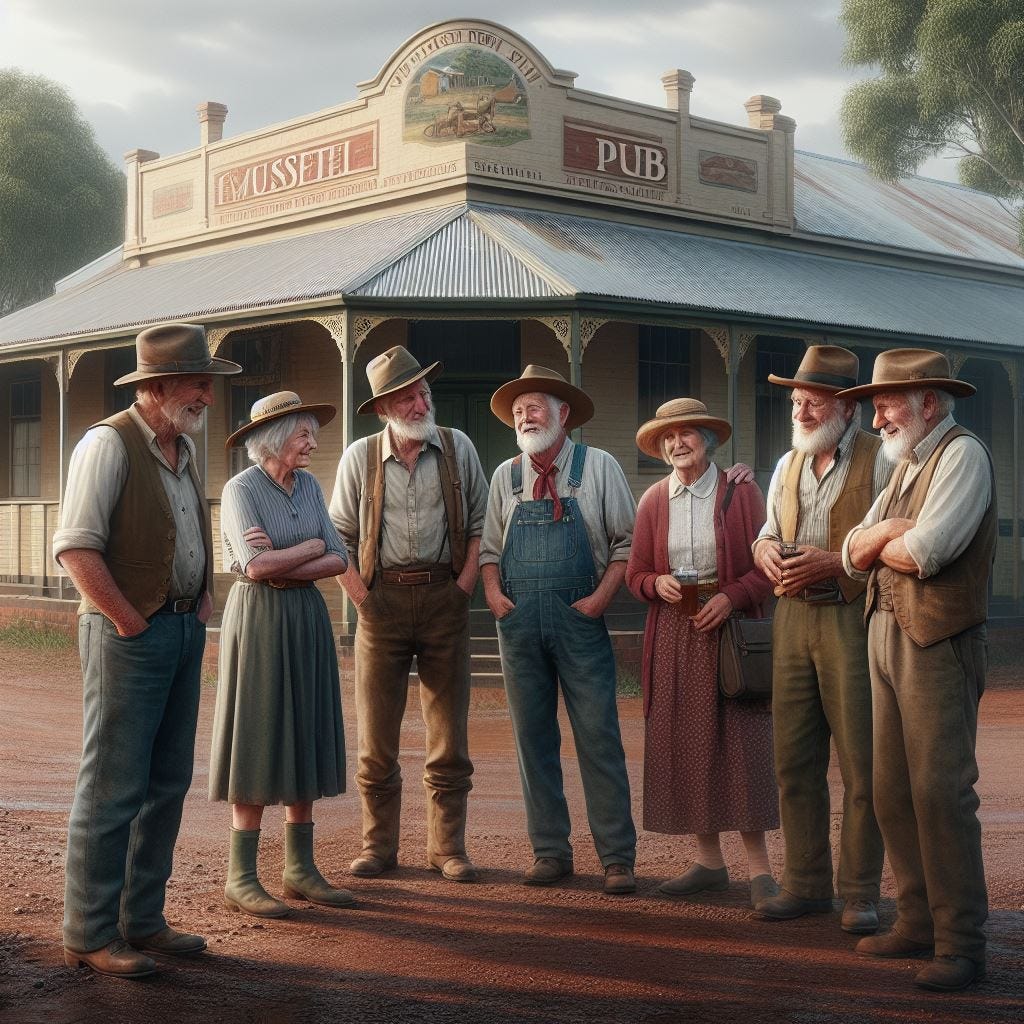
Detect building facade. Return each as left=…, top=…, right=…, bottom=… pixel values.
left=1, top=18, right=1021, bottom=622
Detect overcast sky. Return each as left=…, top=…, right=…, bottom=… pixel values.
left=0, top=0, right=957, bottom=182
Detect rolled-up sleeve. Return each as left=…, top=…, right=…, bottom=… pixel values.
left=841, top=491, right=886, bottom=581
left=52, top=427, right=127, bottom=564
left=599, top=453, right=636, bottom=563
left=479, top=464, right=511, bottom=567
left=329, top=439, right=365, bottom=554
left=754, top=452, right=788, bottom=549
left=902, top=437, right=991, bottom=578
left=456, top=430, right=489, bottom=538
left=310, top=475, right=348, bottom=566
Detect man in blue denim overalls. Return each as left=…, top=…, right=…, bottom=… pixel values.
left=480, top=366, right=638, bottom=894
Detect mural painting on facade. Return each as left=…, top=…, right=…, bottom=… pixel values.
left=404, top=46, right=530, bottom=146
left=698, top=151, right=758, bottom=193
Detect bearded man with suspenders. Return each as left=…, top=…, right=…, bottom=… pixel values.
left=331, top=346, right=488, bottom=883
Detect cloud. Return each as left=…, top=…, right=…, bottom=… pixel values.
left=0, top=0, right=959, bottom=182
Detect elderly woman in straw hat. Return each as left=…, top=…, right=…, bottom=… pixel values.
left=209, top=392, right=353, bottom=918
left=626, top=398, right=778, bottom=907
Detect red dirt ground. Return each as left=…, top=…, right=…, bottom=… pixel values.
left=0, top=638, right=1021, bottom=1024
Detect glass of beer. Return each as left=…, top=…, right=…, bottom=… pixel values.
left=671, top=568, right=700, bottom=615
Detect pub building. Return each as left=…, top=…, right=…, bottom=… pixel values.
left=1, top=18, right=1021, bottom=636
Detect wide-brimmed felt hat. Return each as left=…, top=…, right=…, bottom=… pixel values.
left=636, top=398, right=732, bottom=460
left=767, top=345, right=859, bottom=393
left=114, top=322, right=242, bottom=386
left=225, top=391, right=336, bottom=448
left=357, top=345, right=442, bottom=415
left=838, top=348, right=976, bottom=401
left=490, top=365, right=594, bottom=429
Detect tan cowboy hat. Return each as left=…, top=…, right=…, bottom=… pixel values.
left=113, top=322, right=242, bottom=386
left=767, top=345, right=859, bottom=393
left=357, top=345, right=442, bottom=414
left=838, top=348, right=976, bottom=401
left=490, top=365, right=595, bottom=429
left=225, top=391, right=336, bottom=448
left=636, top=397, right=732, bottom=460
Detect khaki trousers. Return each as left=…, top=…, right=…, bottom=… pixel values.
left=354, top=576, right=473, bottom=866
left=772, top=596, right=883, bottom=901
left=868, top=612, right=988, bottom=960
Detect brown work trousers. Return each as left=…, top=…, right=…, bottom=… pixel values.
left=868, top=611, right=988, bottom=960
left=354, top=575, right=473, bottom=867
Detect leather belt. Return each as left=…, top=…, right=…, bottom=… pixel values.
left=236, top=578, right=314, bottom=590
left=380, top=565, right=453, bottom=586
left=791, top=578, right=844, bottom=605
left=155, top=596, right=198, bottom=614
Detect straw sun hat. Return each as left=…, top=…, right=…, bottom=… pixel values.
left=635, top=398, right=731, bottom=460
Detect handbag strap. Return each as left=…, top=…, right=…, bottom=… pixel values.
left=721, top=479, right=737, bottom=516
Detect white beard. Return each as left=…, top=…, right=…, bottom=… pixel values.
left=165, top=402, right=206, bottom=434
left=791, top=411, right=848, bottom=455
left=388, top=408, right=436, bottom=444
left=516, top=418, right=564, bottom=456
left=880, top=420, right=928, bottom=462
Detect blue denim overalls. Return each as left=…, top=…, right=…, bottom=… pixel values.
left=497, top=443, right=636, bottom=867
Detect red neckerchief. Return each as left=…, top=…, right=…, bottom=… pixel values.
left=530, top=448, right=562, bottom=521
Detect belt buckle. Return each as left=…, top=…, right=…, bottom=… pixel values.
left=399, top=571, right=429, bottom=585
left=172, top=598, right=193, bottom=613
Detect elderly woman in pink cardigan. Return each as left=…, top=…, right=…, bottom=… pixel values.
left=626, top=398, right=778, bottom=908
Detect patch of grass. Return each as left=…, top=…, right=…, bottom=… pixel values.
left=0, top=620, right=74, bottom=651
left=616, top=669, right=642, bottom=698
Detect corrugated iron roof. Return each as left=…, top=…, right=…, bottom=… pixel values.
left=0, top=204, right=464, bottom=347
left=794, top=151, right=1023, bottom=269
left=1, top=199, right=1021, bottom=353
left=356, top=214, right=558, bottom=299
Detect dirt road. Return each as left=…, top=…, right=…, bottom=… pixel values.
left=1, top=640, right=1021, bottom=1023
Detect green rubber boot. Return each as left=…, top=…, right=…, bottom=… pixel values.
left=224, top=828, right=290, bottom=918
left=282, top=822, right=356, bottom=907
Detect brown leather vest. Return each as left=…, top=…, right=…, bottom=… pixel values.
left=78, top=410, right=213, bottom=619
left=357, top=426, right=466, bottom=589
left=780, top=429, right=882, bottom=603
left=865, top=425, right=995, bottom=647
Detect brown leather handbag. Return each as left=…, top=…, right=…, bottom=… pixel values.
left=718, top=615, right=773, bottom=700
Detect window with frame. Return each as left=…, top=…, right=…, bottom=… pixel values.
left=755, top=336, right=806, bottom=478
left=11, top=378, right=42, bottom=497
left=228, top=330, right=283, bottom=475
left=106, top=348, right=138, bottom=414
left=638, top=326, right=693, bottom=466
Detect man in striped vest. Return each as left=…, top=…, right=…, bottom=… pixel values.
left=753, top=346, right=892, bottom=935
left=843, top=349, right=994, bottom=992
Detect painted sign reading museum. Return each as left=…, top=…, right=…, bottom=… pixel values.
left=563, top=122, right=668, bottom=186
left=214, top=127, right=377, bottom=207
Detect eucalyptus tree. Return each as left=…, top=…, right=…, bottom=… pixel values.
left=0, top=70, right=125, bottom=317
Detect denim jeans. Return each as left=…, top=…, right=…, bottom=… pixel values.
left=63, top=611, right=205, bottom=952
left=497, top=479, right=635, bottom=868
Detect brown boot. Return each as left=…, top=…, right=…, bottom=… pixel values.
left=64, top=940, right=157, bottom=978
left=352, top=787, right=402, bottom=876
left=426, top=787, right=473, bottom=881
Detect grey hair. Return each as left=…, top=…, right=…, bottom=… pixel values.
left=661, top=425, right=720, bottom=465
left=244, top=412, right=319, bottom=465
left=904, top=387, right=955, bottom=419
left=376, top=380, right=432, bottom=425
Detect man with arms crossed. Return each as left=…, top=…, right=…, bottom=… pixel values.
left=56, top=323, right=241, bottom=977
left=753, top=346, right=891, bottom=934
left=842, top=349, right=994, bottom=992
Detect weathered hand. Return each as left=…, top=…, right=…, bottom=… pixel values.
left=487, top=590, right=515, bottom=620
left=654, top=574, right=683, bottom=603
left=691, top=592, right=733, bottom=633
left=753, top=540, right=784, bottom=586
left=777, top=545, right=842, bottom=592
left=243, top=525, right=273, bottom=551
left=725, top=462, right=754, bottom=485
left=571, top=594, right=605, bottom=619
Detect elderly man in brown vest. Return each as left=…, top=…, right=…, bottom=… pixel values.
left=842, top=349, right=994, bottom=992
left=331, top=347, right=488, bottom=883
left=54, top=323, right=241, bottom=978
left=752, top=346, right=892, bottom=934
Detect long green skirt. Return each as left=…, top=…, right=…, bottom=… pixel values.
left=209, top=581, right=345, bottom=804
